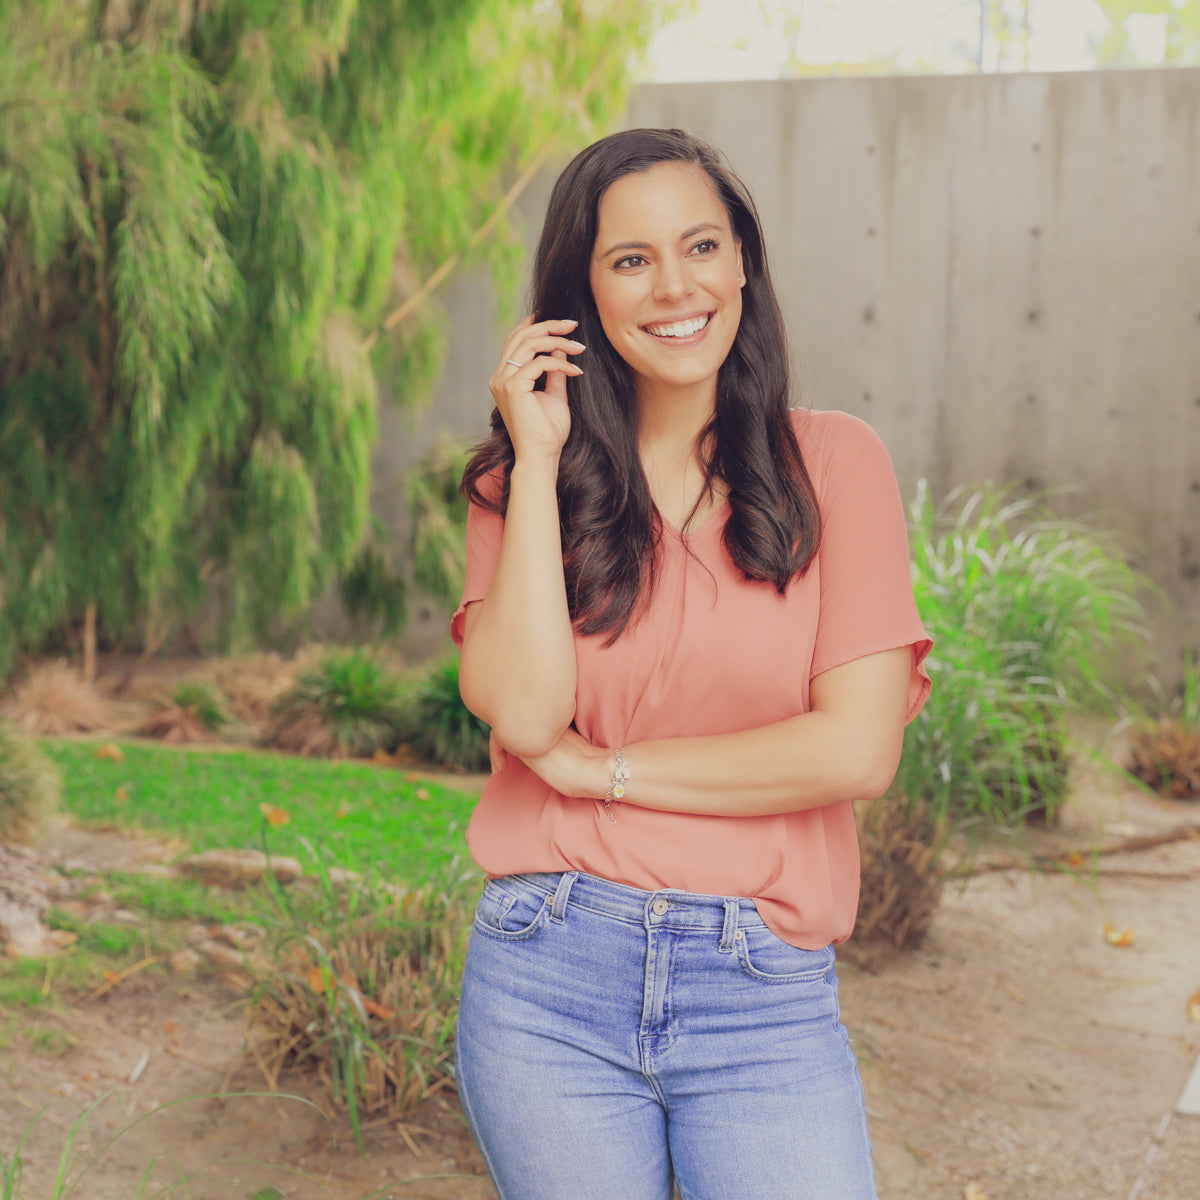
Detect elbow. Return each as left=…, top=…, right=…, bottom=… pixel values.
left=490, top=721, right=570, bottom=761
left=457, top=673, right=573, bottom=760
left=843, top=742, right=903, bottom=806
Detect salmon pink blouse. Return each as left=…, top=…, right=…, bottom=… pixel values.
left=451, top=408, right=932, bottom=948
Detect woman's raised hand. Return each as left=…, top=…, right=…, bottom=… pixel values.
left=489, top=316, right=585, bottom=461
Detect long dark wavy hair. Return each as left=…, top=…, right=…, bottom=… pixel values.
left=461, top=127, right=822, bottom=641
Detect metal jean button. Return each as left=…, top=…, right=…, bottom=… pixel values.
left=651, top=898, right=669, bottom=916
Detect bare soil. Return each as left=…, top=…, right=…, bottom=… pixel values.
left=2, top=729, right=1198, bottom=1199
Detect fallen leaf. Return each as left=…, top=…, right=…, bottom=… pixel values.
left=306, top=965, right=329, bottom=994
left=47, top=929, right=79, bottom=948
left=1187, top=987, right=1200, bottom=1023
left=335, top=804, right=351, bottom=819
left=1104, top=921, right=1135, bottom=947
left=163, top=1019, right=178, bottom=1035
left=257, top=802, right=289, bottom=827
left=964, top=1185, right=990, bottom=1200
left=415, top=787, right=430, bottom=801
left=1066, top=852, right=1084, bottom=868
left=94, top=743, right=124, bottom=762
left=360, top=995, right=396, bottom=1021
left=114, top=786, right=129, bottom=805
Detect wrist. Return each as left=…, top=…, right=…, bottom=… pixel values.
left=602, top=747, right=631, bottom=822
left=509, top=452, right=562, bottom=483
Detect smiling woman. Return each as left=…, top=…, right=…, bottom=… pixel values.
left=448, top=128, right=931, bottom=1200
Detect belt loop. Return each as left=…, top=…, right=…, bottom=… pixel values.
left=719, top=897, right=740, bottom=952
left=550, top=871, right=579, bottom=924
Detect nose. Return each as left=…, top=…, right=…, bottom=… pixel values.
left=652, top=256, right=694, bottom=303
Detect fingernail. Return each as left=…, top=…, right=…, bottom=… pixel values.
left=569, top=340, right=586, bottom=350
left=563, top=319, right=579, bottom=327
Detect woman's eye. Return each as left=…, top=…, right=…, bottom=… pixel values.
left=614, top=254, right=647, bottom=270
left=691, top=239, right=719, bottom=255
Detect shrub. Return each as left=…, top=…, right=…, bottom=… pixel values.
left=248, top=856, right=474, bottom=1135
left=0, top=659, right=110, bottom=736
left=897, top=483, right=1146, bottom=826
left=401, top=656, right=490, bottom=772
left=267, top=650, right=404, bottom=758
left=0, top=719, right=59, bottom=841
left=139, top=679, right=230, bottom=743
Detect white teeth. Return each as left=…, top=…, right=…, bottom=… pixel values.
left=645, top=315, right=709, bottom=338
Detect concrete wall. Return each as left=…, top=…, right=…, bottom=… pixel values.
left=395, top=69, right=1200, bottom=675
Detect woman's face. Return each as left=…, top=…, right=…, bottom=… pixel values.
left=588, top=162, right=744, bottom=408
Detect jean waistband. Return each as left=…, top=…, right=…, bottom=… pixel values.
left=507, top=870, right=769, bottom=941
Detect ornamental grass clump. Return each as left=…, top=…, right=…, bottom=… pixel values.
left=267, top=650, right=404, bottom=758
left=401, top=656, right=490, bottom=772
left=0, top=660, right=111, bottom=736
left=894, top=483, right=1146, bottom=828
left=139, top=679, right=230, bottom=743
left=248, top=849, right=473, bottom=1137
left=0, top=719, right=59, bottom=842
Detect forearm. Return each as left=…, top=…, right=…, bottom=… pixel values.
left=559, top=713, right=897, bottom=817
left=458, top=457, right=577, bottom=757
left=620, top=712, right=901, bottom=816
left=521, top=648, right=912, bottom=817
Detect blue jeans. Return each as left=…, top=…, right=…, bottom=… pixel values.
left=456, top=871, right=877, bottom=1200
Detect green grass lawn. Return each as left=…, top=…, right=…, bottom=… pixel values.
left=41, top=739, right=482, bottom=884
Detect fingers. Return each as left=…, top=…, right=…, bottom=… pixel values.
left=500, top=318, right=584, bottom=371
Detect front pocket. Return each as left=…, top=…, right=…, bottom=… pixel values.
left=472, top=878, right=550, bottom=942
left=734, top=927, right=835, bottom=983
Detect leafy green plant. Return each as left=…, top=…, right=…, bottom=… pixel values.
left=0, top=719, right=59, bottom=840
left=896, top=483, right=1147, bottom=826
left=267, top=651, right=404, bottom=758
left=401, top=656, right=490, bottom=772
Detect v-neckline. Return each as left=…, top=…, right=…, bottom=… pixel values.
left=659, top=497, right=730, bottom=540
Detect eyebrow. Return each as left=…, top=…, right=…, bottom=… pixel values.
left=597, top=222, right=724, bottom=260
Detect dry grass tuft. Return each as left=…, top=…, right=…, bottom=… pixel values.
left=249, top=886, right=468, bottom=1124
left=1, top=659, right=112, bottom=736
left=854, top=794, right=946, bottom=953
left=210, top=652, right=308, bottom=728
left=138, top=699, right=216, bottom=744
left=1127, top=719, right=1200, bottom=800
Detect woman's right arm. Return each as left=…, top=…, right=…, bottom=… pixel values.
left=457, top=317, right=585, bottom=759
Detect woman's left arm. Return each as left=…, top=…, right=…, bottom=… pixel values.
left=519, top=645, right=913, bottom=818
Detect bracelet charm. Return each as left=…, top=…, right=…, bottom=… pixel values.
left=603, top=748, right=630, bottom=823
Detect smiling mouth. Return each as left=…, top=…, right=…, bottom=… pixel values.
left=642, top=314, right=712, bottom=339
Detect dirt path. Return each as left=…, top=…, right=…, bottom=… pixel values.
left=2, top=754, right=1198, bottom=1199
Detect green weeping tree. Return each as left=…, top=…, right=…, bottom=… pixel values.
left=0, top=0, right=665, bottom=679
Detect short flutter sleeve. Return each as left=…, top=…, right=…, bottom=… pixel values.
left=806, top=411, right=932, bottom=723
left=449, top=475, right=505, bottom=648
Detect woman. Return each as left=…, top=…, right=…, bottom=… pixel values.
left=451, top=127, right=930, bottom=1200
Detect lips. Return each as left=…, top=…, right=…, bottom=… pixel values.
left=642, top=313, right=712, bottom=339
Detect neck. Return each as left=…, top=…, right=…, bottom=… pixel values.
left=634, top=379, right=717, bottom=452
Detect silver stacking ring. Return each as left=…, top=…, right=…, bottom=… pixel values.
left=505, top=357, right=524, bottom=368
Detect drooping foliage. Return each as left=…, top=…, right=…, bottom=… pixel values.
left=0, top=0, right=665, bottom=677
